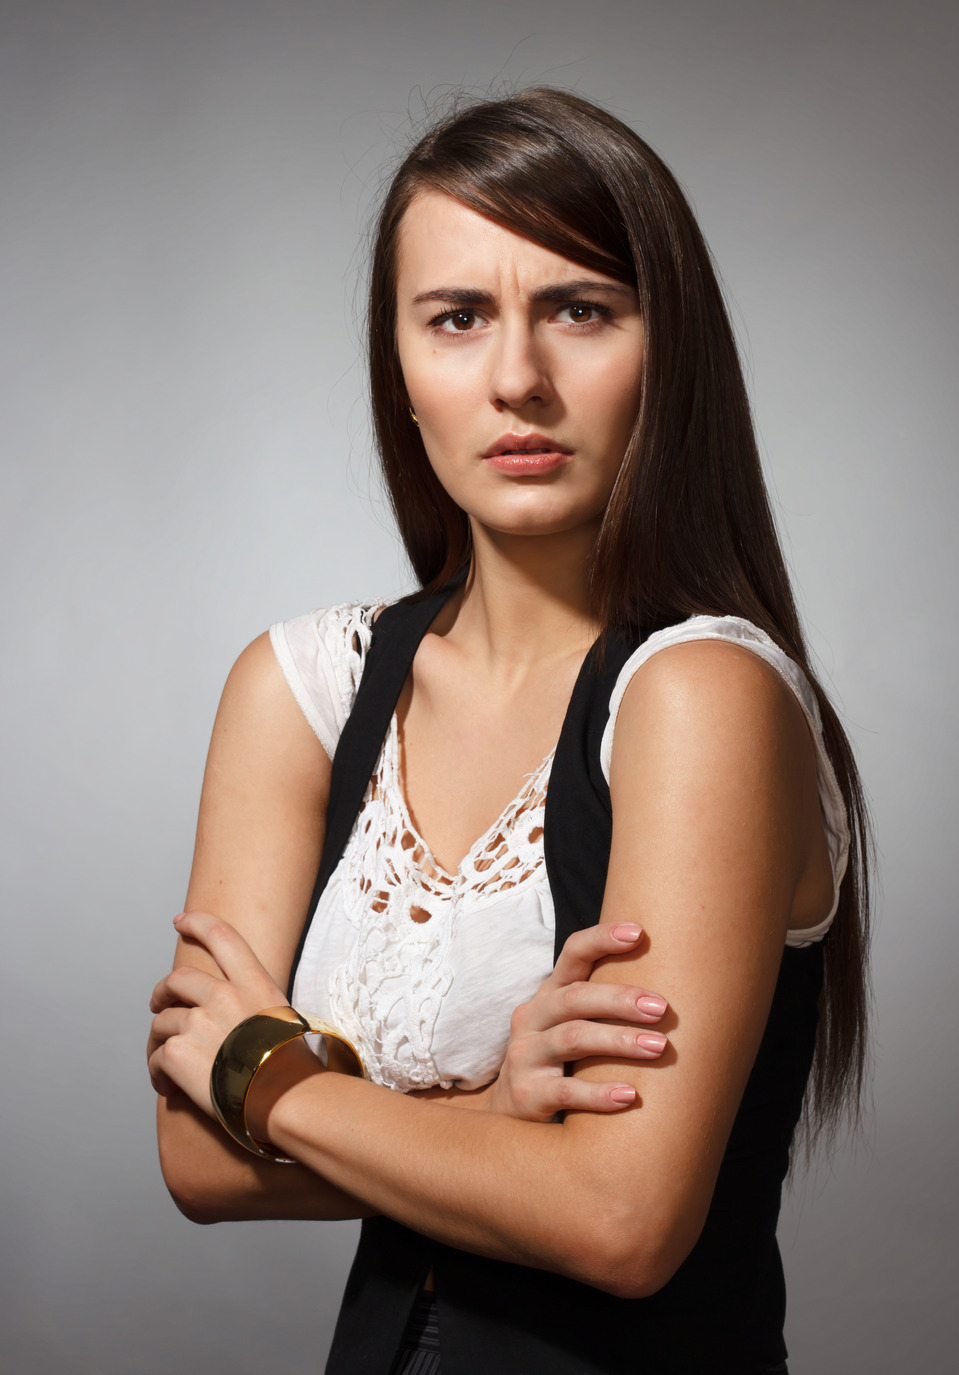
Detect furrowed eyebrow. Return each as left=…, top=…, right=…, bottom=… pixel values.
left=529, top=279, right=633, bottom=303
left=410, top=280, right=632, bottom=307
left=411, top=288, right=496, bottom=307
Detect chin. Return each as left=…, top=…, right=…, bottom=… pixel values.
left=475, top=503, right=606, bottom=541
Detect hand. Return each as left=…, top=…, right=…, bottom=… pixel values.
left=147, top=911, right=290, bottom=1117
left=486, top=922, right=668, bottom=1122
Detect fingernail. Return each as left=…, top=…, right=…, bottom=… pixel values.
left=637, top=1032, right=667, bottom=1052
left=611, top=923, right=642, bottom=943
left=172, top=913, right=185, bottom=925
left=609, top=1086, right=636, bottom=1104
left=637, top=995, right=666, bottom=1015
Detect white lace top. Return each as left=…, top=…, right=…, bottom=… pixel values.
left=270, top=603, right=850, bottom=1094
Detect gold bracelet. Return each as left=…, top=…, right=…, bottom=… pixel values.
left=210, top=1006, right=366, bottom=1162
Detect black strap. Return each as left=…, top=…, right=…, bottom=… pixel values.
left=287, top=580, right=466, bottom=1000
left=544, top=628, right=642, bottom=959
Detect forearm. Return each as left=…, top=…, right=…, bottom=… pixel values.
left=263, top=1048, right=654, bottom=1295
left=157, top=1089, right=376, bottom=1224
left=407, top=1081, right=497, bottom=1111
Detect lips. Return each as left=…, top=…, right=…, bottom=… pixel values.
left=483, top=433, right=572, bottom=459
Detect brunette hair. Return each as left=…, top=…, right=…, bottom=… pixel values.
left=367, top=87, right=870, bottom=1139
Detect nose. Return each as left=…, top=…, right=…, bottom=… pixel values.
left=487, top=321, right=554, bottom=412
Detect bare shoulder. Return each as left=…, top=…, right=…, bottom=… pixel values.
left=219, top=630, right=303, bottom=722
left=213, top=632, right=328, bottom=777
left=610, top=637, right=813, bottom=786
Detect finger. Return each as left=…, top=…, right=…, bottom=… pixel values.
left=543, top=1020, right=668, bottom=1064
left=147, top=1016, right=215, bottom=1115
left=147, top=1044, right=180, bottom=1098
left=149, top=1005, right=192, bottom=1047
left=150, top=1067, right=177, bottom=1097
left=147, top=1007, right=192, bottom=1094
left=524, top=981, right=668, bottom=1033
left=544, top=1076, right=641, bottom=1117
left=147, top=1040, right=189, bottom=1101
left=172, top=911, right=278, bottom=991
left=149, top=964, right=222, bottom=1014
left=549, top=922, right=644, bottom=988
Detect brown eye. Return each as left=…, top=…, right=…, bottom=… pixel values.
left=429, top=305, right=485, bottom=334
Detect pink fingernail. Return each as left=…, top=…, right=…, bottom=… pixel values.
left=638, top=1032, right=667, bottom=1052
left=637, top=995, right=666, bottom=1015
left=611, top=923, right=642, bottom=943
left=609, top=1086, right=636, bottom=1104
left=172, top=913, right=185, bottom=925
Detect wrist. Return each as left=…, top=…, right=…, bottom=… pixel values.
left=245, top=1037, right=326, bottom=1145
left=209, top=1008, right=365, bottom=1162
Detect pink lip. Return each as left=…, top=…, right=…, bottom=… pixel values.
left=482, top=433, right=571, bottom=475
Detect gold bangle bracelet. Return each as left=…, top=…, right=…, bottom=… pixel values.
left=209, top=1006, right=366, bottom=1162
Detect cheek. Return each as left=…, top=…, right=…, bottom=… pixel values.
left=611, top=363, right=644, bottom=443
left=569, top=356, right=642, bottom=442
left=404, top=352, right=486, bottom=425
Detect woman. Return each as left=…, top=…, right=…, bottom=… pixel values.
left=148, top=89, right=870, bottom=1374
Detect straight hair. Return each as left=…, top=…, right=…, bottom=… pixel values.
left=367, top=88, right=870, bottom=1140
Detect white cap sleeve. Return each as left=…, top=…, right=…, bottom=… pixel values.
left=599, top=616, right=851, bottom=947
left=269, top=601, right=387, bottom=759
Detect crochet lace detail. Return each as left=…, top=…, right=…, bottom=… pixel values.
left=322, top=599, right=385, bottom=715
left=320, top=605, right=553, bottom=1089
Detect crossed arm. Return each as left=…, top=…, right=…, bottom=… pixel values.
left=150, top=630, right=824, bottom=1297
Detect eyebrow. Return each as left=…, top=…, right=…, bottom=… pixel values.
left=410, top=279, right=633, bottom=306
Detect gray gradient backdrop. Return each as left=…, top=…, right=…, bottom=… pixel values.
left=2, top=2, right=956, bottom=1371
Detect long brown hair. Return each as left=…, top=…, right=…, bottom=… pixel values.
left=368, top=87, right=870, bottom=1138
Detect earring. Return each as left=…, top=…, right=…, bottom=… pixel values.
left=409, top=407, right=419, bottom=426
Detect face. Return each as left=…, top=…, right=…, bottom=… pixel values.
left=395, top=190, right=644, bottom=541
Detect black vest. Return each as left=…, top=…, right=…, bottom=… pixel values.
left=291, top=586, right=822, bottom=1375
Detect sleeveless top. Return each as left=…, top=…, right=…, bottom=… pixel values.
left=270, top=600, right=849, bottom=1095
left=268, top=585, right=850, bottom=1374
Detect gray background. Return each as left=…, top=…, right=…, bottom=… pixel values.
left=2, top=1, right=956, bottom=1370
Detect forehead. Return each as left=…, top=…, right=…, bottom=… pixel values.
left=395, top=189, right=602, bottom=294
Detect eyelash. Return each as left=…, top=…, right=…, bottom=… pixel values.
left=426, top=298, right=614, bottom=334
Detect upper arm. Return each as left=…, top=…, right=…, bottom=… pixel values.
left=563, top=639, right=821, bottom=1288
left=177, top=631, right=332, bottom=988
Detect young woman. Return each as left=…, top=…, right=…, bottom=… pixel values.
left=148, top=89, right=870, bottom=1374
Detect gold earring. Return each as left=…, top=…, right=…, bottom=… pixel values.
left=409, top=407, right=419, bottom=426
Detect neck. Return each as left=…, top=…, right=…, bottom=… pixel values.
left=442, top=519, right=602, bottom=670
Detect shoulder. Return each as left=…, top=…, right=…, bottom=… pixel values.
left=619, top=632, right=800, bottom=727
left=268, top=598, right=390, bottom=758
left=213, top=632, right=330, bottom=785
left=269, top=599, right=389, bottom=681
left=601, top=616, right=824, bottom=784
left=599, top=630, right=821, bottom=964
left=608, top=632, right=812, bottom=797
left=603, top=617, right=850, bottom=943
left=604, top=619, right=825, bottom=870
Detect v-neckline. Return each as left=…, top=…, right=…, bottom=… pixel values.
left=387, top=712, right=556, bottom=883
